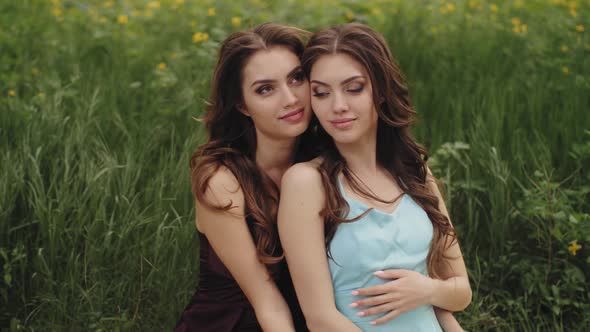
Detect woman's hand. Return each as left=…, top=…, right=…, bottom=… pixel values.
left=349, top=269, right=435, bottom=325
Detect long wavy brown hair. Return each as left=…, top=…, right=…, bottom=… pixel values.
left=302, top=23, right=457, bottom=278
left=190, top=23, right=315, bottom=269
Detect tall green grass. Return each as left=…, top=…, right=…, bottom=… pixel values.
left=1, top=0, right=589, bottom=330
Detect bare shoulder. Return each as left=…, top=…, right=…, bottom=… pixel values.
left=281, top=158, right=323, bottom=189
left=200, top=165, right=243, bottom=208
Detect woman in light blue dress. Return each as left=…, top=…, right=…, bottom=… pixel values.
left=278, top=23, right=471, bottom=331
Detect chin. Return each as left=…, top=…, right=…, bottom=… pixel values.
left=282, top=123, right=310, bottom=139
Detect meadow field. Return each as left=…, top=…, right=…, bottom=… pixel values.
left=1, top=0, right=589, bottom=330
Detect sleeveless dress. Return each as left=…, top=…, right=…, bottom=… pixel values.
left=175, top=232, right=307, bottom=332
left=327, top=178, right=442, bottom=331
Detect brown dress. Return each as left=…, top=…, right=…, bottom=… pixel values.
left=174, top=232, right=307, bottom=332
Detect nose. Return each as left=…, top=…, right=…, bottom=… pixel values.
left=332, top=91, right=348, bottom=113
left=282, top=84, right=299, bottom=108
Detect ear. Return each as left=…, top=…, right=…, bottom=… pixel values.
left=237, top=103, right=250, bottom=117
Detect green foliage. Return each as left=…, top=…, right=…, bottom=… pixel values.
left=1, top=0, right=589, bottom=330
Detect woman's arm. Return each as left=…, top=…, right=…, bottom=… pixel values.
left=424, top=166, right=472, bottom=311
left=278, top=164, right=362, bottom=332
left=198, top=167, right=294, bottom=332
left=434, top=307, right=464, bottom=332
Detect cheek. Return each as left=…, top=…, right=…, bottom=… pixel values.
left=311, top=99, right=328, bottom=119
left=295, top=83, right=310, bottom=102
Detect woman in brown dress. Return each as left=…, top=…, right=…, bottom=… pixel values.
left=174, top=23, right=314, bottom=332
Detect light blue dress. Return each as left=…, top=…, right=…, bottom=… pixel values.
left=328, top=178, right=442, bottom=331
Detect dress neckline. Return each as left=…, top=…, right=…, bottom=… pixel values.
left=337, top=175, right=407, bottom=217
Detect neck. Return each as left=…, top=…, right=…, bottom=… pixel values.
left=334, top=130, right=379, bottom=178
left=255, top=132, right=298, bottom=186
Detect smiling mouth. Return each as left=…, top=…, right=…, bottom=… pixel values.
left=330, top=118, right=356, bottom=124
left=279, top=108, right=304, bottom=120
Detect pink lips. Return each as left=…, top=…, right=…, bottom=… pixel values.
left=330, top=117, right=356, bottom=129
left=279, top=108, right=305, bottom=123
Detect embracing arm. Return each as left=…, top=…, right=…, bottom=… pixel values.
left=197, top=168, right=294, bottom=332
left=278, top=164, right=361, bottom=332
left=425, top=167, right=472, bottom=312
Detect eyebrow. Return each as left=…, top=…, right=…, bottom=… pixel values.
left=311, top=75, right=364, bottom=87
left=249, top=66, right=303, bottom=88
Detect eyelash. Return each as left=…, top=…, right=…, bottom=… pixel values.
left=256, top=85, right=273, bottom=95
left=255, top=71, right=306, bottom=96
left=312, top=84, right=364, bottom=98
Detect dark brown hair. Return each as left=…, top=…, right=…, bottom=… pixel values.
left=302, top=23, right=457, bottom=278
left=190, top=23, right=315, bottom=268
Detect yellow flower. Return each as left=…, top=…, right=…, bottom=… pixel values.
left=37, top=92, right=46, bottom=98
left=576, top=24, right=584, bottom=32
left=520, top=24, right=527, bottom=33
left=158, top=62, right=167, bottom=70
left=570, top=9, right=577, bottom=17
left=52, top=7, right=63, bottom=17
left=490, top=4, right=498, bottom=12
left=468, top=0, right=479, bottom=9
left=51, top=0, right=60, bottom=4
left=446, top=3, right=456, bottom=12
left=511, top=17, right=521, bottom=26
left=568, top=240, right=581, bottom=255
left=118, top=15, right=128, bottom=24
left=145, top=9, right=153, bottom=17
left=513, top=25, right=521, bottom=33
left=231, top=17, right=241, bottom=27
left=192, top=32, right=209, bottom=43
left=175, top=0, right=185, bottom=5
left=8, top=90, right=16, bottom=97
left=345, top=11, right=354, bottom=20
left=148, top=1, right=161, bottom=9
left=207, top=7, right=216, bottom=16
left=104, top=1, right=113, bottom=8
left=562, top=66, right=569, bottom=75
left=31, top=67, right=40, bottom=76
left=131, top=9, right=141, bottom=17
left=561, top=45, right=569, bottom=53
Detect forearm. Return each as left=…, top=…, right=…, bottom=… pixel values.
left=306, top=309, right=362, bottom=332
left=430, top=277, right=472, bottom=311
left=255, top=301, right=295, bottom=332
left=434, top=307, right=463, bottom=332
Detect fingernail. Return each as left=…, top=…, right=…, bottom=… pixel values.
left=357, top=312, right=365, bottom=317
left=370, top=321, right=377, bottom=325
left=351, top=290, right=359, bottom=296
left=349, top=302, right=358, bottom=308
left=374, top=270, right=384, bottom=275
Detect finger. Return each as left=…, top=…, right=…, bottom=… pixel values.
left=352, top=283, right=391, bottom=296
left=370, top=308, right=404, bottom=325
left=373, top=269, right=408, bottom=280
left=351, top=293, right=397, bottom=308
left=357, top=302, right=397, bottom=318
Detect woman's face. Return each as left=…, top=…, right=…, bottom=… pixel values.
left=309, top=53, right=378, bottom=146
left=240, top=46, right=311, bottom=141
